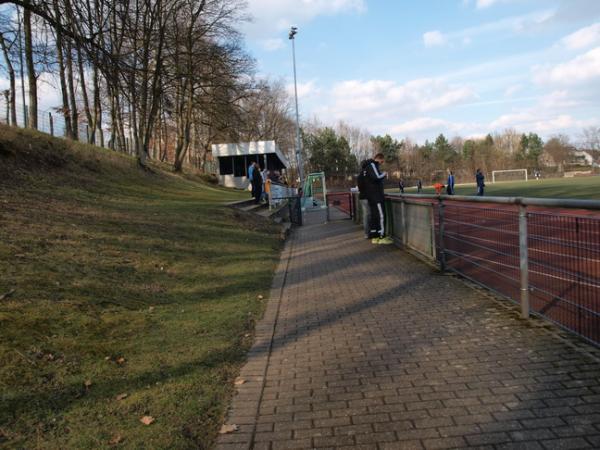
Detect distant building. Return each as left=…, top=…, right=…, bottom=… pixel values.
left=572, top=150, right=595, bottom=166
left=211, top=141, right=290, bottom=189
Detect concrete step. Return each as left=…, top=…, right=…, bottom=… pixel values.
left=240, top=203, right=267, bottom=213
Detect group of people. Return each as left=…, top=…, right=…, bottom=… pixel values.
left=433, top=169, right=485, bottom=196
left=248, top=162, right=289, bottom=204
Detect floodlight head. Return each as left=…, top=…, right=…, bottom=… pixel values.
left=289, top=26, right=298, bottom=39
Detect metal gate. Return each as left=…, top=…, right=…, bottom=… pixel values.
left=327, top=192, right=353, bottom=220
left=271, top=197, right=303, bottom=226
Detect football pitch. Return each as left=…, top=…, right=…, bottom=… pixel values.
left=404, top=175, right=600, bottom=200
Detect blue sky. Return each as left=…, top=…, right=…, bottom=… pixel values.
left=242, top=0, right=600, bottom=143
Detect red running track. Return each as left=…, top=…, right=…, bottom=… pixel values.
left=437, top=201, right=600, bottom=344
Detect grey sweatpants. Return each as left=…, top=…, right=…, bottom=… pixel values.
left=360, top=199, right=370, bottom=237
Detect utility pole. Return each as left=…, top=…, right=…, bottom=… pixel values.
left=289, top=26, right=304, bottom=185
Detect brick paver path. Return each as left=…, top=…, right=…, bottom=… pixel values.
left=217, top=220, right=600, bottom=450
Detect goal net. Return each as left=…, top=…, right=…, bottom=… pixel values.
left=491, top=169, right=528, bottom=183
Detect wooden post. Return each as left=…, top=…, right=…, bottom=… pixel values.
left=49, top=112, right=54, bottom=136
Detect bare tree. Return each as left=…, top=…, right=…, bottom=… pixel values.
left=581, top=126, right=600, bottom=151
left=0, top=26, right=17, bottom=125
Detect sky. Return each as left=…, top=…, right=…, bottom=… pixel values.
left=242, top=0, right=600, bottom=143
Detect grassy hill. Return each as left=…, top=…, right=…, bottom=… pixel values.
left=0, top=125, right=281, bottom=449
left=404, top=176, right=600, bottom=199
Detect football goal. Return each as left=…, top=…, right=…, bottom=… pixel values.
left=491, top=169, right=528, bottom=183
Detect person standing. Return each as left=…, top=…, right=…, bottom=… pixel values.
left=447, top=170, right=455, bottom=195
left=364, top=153, right=393, bottom=244
left=417, top=179, right=423, bottom=193
left=476, top=169, right=485, bottom=196
left=248, top=161, right=256, bottom=198
left=398, top=179, right=405, bottom=193
left=252, top=163, right=263, bottom=204
left=357, top=160, right=371, bottom=239
left=261, top=167, right=269, bottom=203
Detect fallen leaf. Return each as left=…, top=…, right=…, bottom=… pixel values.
left=148, top=306, right=155, bottom=312
left=104, top=356, right=111, bottom=361
left=84, top=379, right=92, bottom=388
left=219, top=424, right=238, bottom=434
left=140, top=416, right=155, bottom=426
left=115, top=393, right=128, bottom=401
left=257, top=295, right=264, bottom=300
left=0, top=289, right=15, bottom=301
left=234, top=378, right=246, bottom=386
left=108, top=433, right=123, bottom=445
left=116, top=357, right=126, bottom=365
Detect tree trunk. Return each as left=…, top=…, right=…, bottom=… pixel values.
left=77, top=47, right=93, bottom=143
left=23, top=5, right=37, bottom=129
left=0, top=33, right=17, bottom=126
left=92, top=65, right=102, bottom=145
left=66, top=41, right=78, bottom=139
left=52, top=0, right=73, bottom=138
left=16, top=7, right=26, bottom=127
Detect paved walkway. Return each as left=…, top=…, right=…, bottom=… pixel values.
left=217, top=220, right=600, bottom=450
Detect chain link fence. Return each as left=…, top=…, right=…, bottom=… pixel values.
left=0, top=98, right=110, bottom=147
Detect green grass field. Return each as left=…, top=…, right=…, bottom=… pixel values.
left=403, top=176, right=600, bottom=199
left=0, top=125, right=281, bottom=449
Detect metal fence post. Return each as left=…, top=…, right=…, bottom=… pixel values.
left=519, top=203, right=530, bottom=319
left=400, top=198, right=407, bottom=247
left=49, top=113, right=54, bottom=136
left=438, top=198, right=446, bottom=272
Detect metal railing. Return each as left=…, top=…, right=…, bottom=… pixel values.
left=326, top=192, right=354, bottom=220
left=268, top=181, right=296, bottom=210
left=385, top=193, right=600, bottom=346
left=270, top=196, right=302, bottom=226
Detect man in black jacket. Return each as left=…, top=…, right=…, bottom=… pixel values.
left=357, top=160, right=371, bottom=238
left=362, top=153, right=393, bottom=244
left=252, top=163, right=263, bottom=204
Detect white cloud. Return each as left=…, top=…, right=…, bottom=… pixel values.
left=326, top=78, right=476, bottom=119
left=424, top=9, right=554, bottom=49
left=0, top=72, right=62, bottom=113
left=534, top=46, right=600, bottom=85
left=561, top=23, right=600, bottom=50
left=504, top=84, right=522, bottom=97
left=287, top=79, right=319, bottom=99
left=244, top=0, right=366, bottom=39
left=490, top=111, right=536, bottom=129
left=489, top=109, right=598, bottom=135
left=476, top=0, right=499, bottom=9
left=539, top=90, right=581, bottom=108
left=391, top=118, right=459, bottom=134
left=423, top=30, right=446, bottom=48
left=260, top=38, right=285, bottom=51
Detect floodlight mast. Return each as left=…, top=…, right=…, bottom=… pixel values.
left=289, top=26, right=304, bottom=185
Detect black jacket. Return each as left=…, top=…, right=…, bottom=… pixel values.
left=357, top=160, right=369, bottom=200
left=362, top=159, right=386, bottom=203
left=252, top=168, right=263, bottom=186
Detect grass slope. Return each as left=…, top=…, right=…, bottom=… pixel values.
left=405, top=176, right=600, bottom=199
left=0, top=125, right=281, bottom=449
